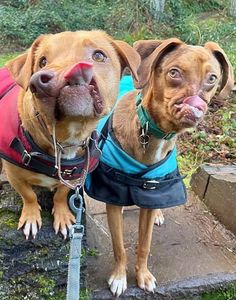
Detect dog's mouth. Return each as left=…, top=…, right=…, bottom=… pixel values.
left=56, top=76, right=104, bottom=119
left=30, top=62, right=104, bottom=120
left=89, top=78, right=103, bottom=115
left=173, top=95, right=207, bottom=126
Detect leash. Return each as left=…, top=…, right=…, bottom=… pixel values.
left=66, top=189, right=85, bottom=300
left=51, top=124, right=91, bottom=300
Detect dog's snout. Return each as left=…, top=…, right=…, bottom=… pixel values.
left=29, top=71, right=55, bottom=95
left=64, top=62, right=93, bottom=86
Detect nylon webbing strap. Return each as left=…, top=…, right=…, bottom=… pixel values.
left=136, top=93, right=176, bottom=140
left=66, top=193, right=85, bottom=300
left=66, top=231, right=83, bottom=300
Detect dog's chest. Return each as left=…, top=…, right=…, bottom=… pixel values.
left=36, top=174, right=59, bottom=190
left=154, top=140, right=166, bottom=162
left=60, top=123, right=85, bottom=159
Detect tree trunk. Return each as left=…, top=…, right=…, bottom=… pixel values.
left=228, top=0, right=236, bottom=17
left=149, top=0, right=165, bottom=21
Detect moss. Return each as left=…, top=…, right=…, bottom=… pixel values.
left=50, top=291, right=66, bottom=300
left=41, top=210, right=53, bottom=219
left=80, top=288, right=90, bottom=300
left=35, top=275, right=56, bottom=297
left=183, top=284, right=236, bottom=300
left=201, top=284, right=236, bottom=300
left=0, top=210, right=18, bottom=229
left=88, top=248, right=99, bottom=258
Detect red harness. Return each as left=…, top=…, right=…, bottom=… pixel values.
left=0, top=67, right=100, bottom=180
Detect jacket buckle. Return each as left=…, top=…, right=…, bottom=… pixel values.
left=143, top=180, right=159, bottom=190
left=22, top=150, right=31, bottom=166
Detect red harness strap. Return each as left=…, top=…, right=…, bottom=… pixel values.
left=0, top=68, right=25, bottom=164
left=0, top=67, right=100, bottom=179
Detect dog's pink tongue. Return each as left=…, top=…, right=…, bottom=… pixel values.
left=183, top=95, right=207, bottom=112
left=64, top=62, right=93, bottom=86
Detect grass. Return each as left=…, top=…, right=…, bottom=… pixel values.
left=195, top=14, right=236, bottom=72
left=201, top=284, right=236, bottom=300
left=177, top=92, right=236, bottom=184
left=177, top=150, right=204, bottom=187
left=0, top=53, right=18, bottom=67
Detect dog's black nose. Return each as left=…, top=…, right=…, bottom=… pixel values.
left=29, top=71, right=55, bottom=96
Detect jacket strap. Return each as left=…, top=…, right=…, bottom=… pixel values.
left=116, top=172, right=185, bottom=189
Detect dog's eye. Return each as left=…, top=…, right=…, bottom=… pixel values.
left=39, top=56, right=47, bottom=68
left=207, top=74, right=217, bottom=84
left=168, top=68, right=181, bottom=79
left=92, top=51, right=107, bottom=62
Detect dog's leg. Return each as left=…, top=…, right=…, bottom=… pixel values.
left=136, top=208, right=157, bottom=292
left=106, top=203, right=127, bottom=297
left=7, top=176, right=41, bottom=239
left=52, top=185, right=76, bottom=239
left=154, top=209, right=165, bottom=226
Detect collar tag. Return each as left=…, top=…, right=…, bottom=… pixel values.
left=139, top=122, right=150, bottom=153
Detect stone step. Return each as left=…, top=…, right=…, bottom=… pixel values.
left=191, top=164, right=236, bottom=234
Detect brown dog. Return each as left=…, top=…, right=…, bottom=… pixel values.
left=0, top=30, right=140, bottom=239
left=87, top=38, right=234, bottom=296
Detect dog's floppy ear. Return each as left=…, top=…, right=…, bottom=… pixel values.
left=5, top=35, right=46, bottom=90
left=111, top=40, right=141, bottom=82
left=133, top=40, right=163, bottom=60
left=204, top=42, right=234, bottom=99
left=133, top=38, right=183, bottom=89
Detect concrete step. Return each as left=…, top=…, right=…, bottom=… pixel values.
left=85, top=191, right=236, bottom=299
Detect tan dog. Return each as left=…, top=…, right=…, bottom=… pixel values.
left=0, top=30, right=140, bottom=239
left=88, top=38, right=234, bottom=296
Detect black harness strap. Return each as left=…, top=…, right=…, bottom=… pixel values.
left=10, top=130, right=100, bottom=179
left=10, top=137, right=77, bottom=177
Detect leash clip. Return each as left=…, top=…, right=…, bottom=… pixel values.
left=68, top=188, right=85, bottom=227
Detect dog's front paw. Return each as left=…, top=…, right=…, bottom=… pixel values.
left=136, top=268, right=157, bottom=293
left=108, top=268, right=127, bottom=297
left=154, top=209, right=164, bottom=226
left=18, top=204, right=42, bottom=239
left=52, top=205, right=76, bottom=239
